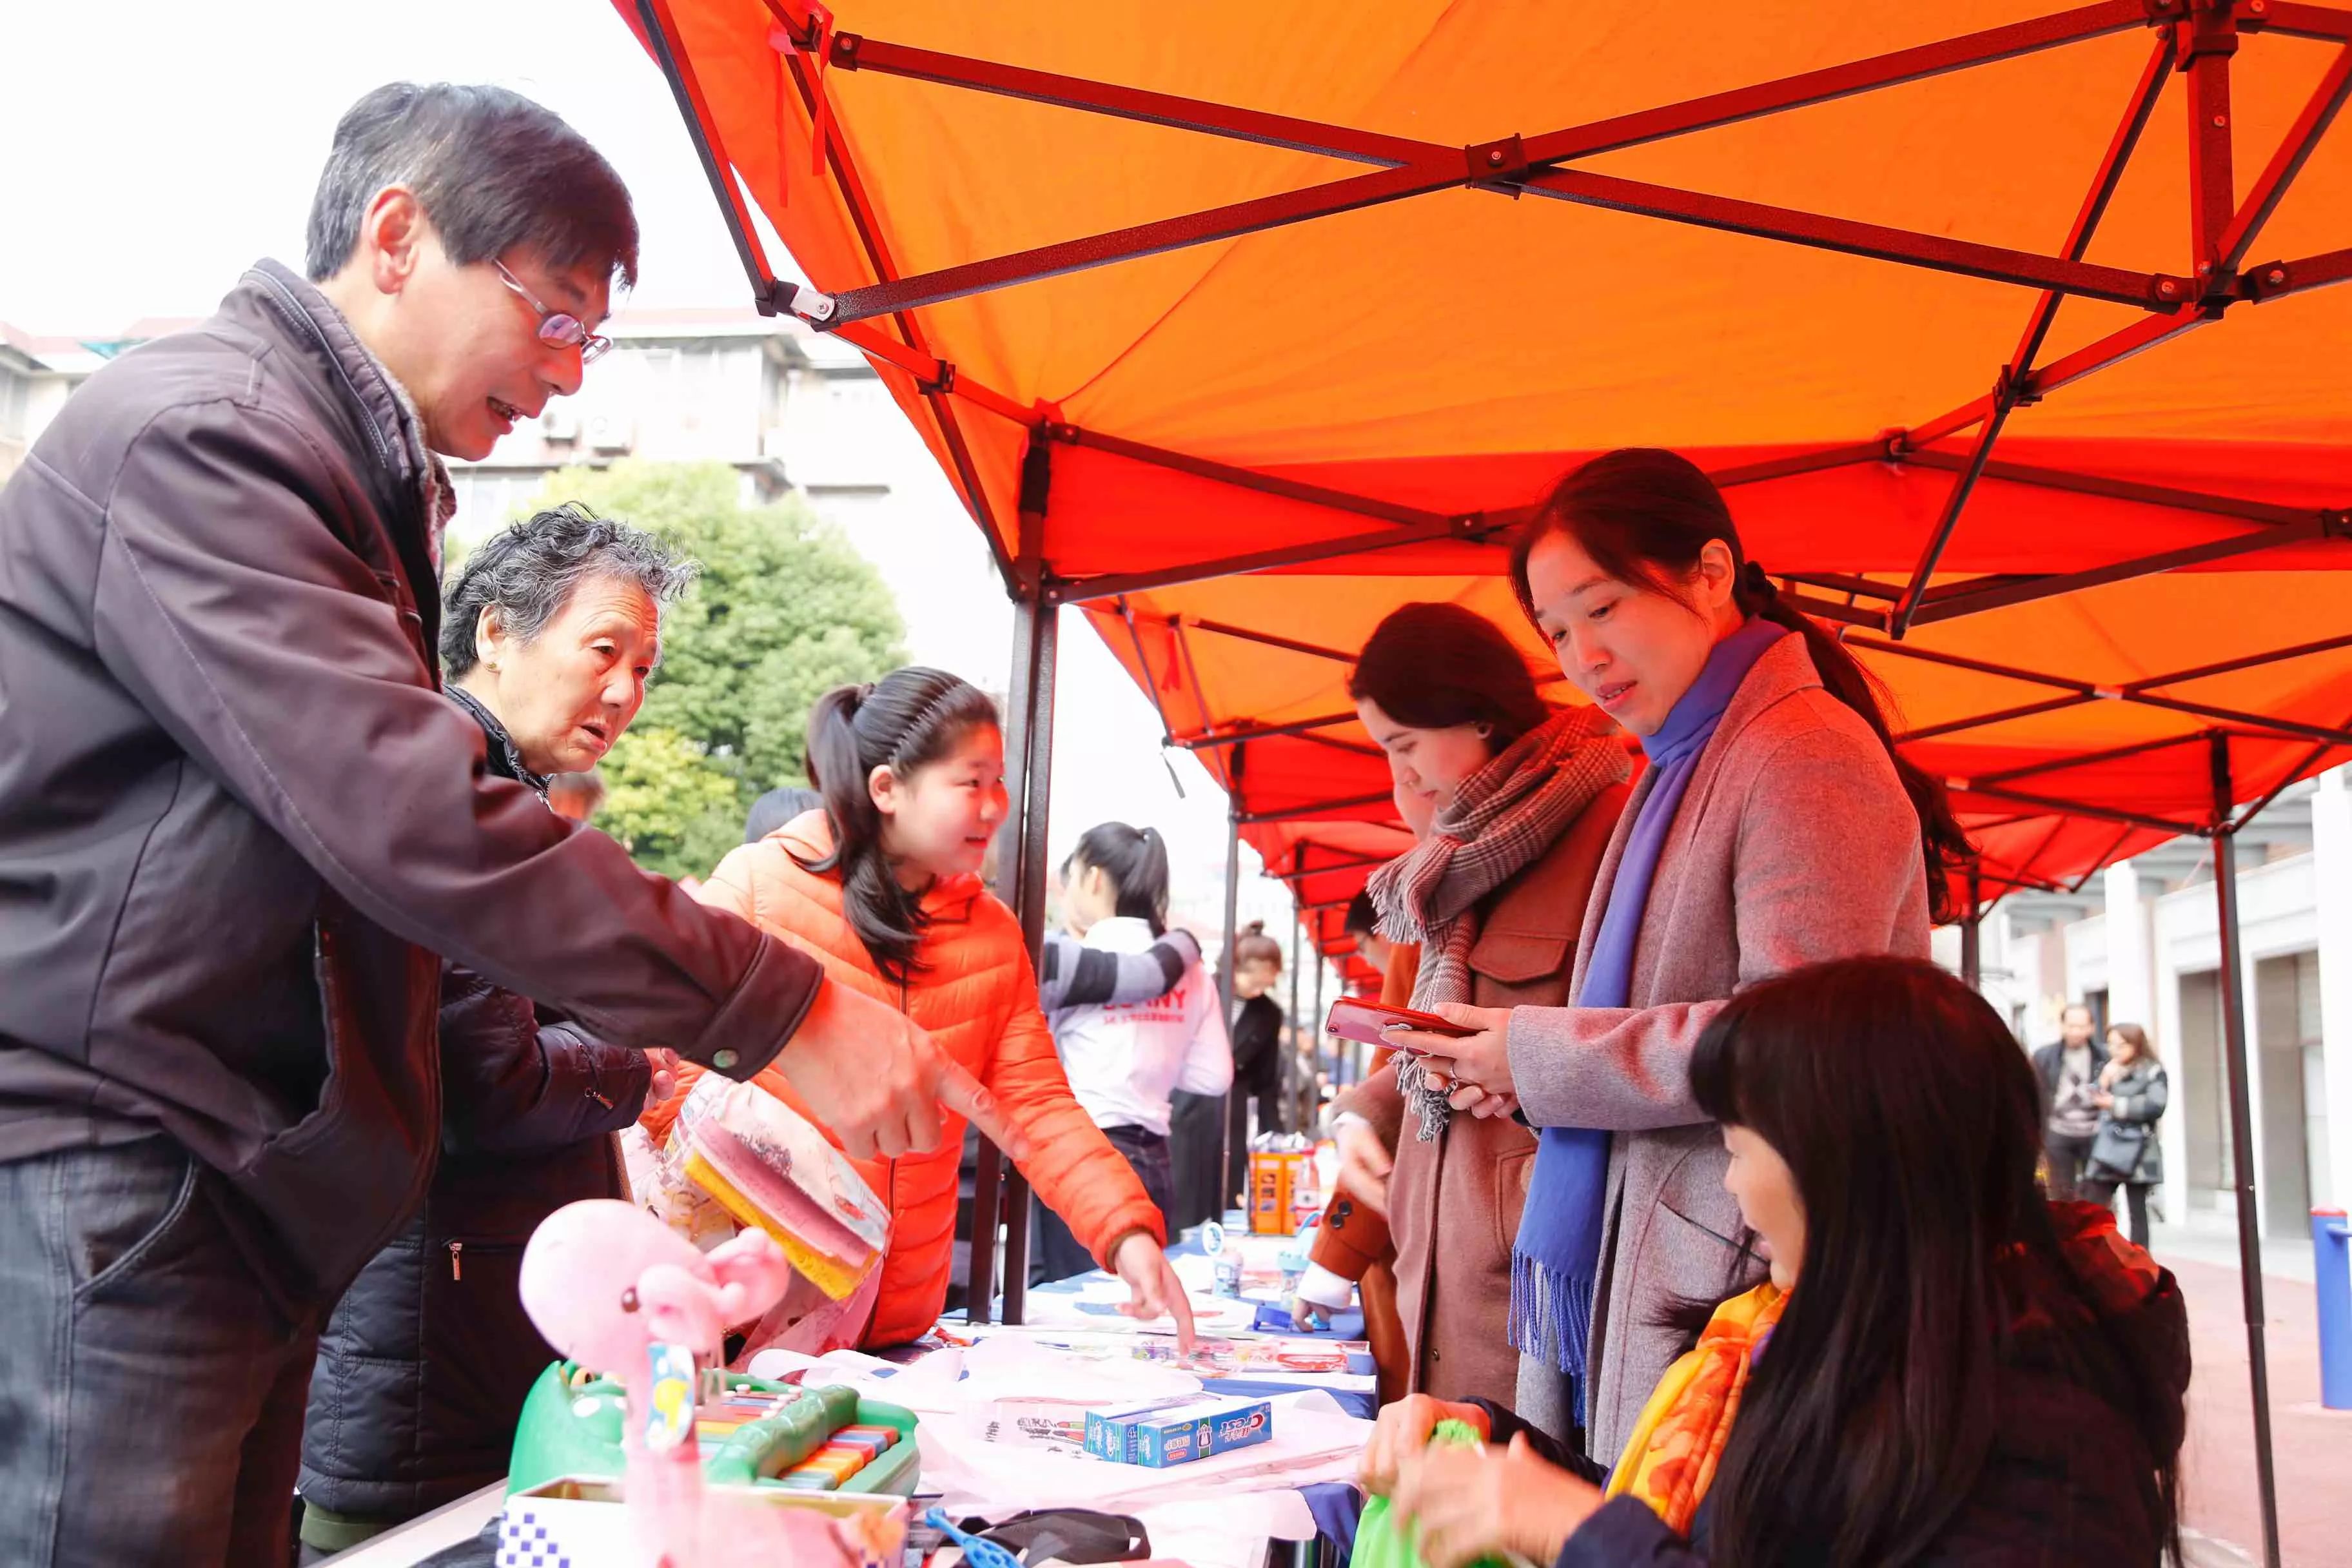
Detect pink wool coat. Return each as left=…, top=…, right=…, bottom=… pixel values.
left=1506, top=632, right=1932, bottom=1462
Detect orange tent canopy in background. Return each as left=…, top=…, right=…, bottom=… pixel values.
left=619, top=0, right=2352, bottom=910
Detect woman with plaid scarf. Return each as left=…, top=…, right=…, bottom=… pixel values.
left=1321, top=602, right=1632, bottom=1408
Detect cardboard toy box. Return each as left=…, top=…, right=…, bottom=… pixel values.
left=1082, top=1394, right=1274, bottom=1467
left=499, top=1478, right=906, bottom=1568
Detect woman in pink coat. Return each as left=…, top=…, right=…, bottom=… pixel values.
left=1390, top=449, right=1970, bottom=1460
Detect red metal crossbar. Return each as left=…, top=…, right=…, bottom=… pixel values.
left=1954, top=779, right=2209, bottom=836
left=1903, top=449, right=2322, bottom=525
left=1905, top=514, right=2343, bottom=624
left=1239, top=792, right=1400, bottom=825
left=2220, top=41, right=2352, bottom=268
left=1048, top=426, right=1446, bottom=529
left=825, top=157, right=1471, bottom=325
left=828, top=32, right=1424, bottom=166
left=1173, top=712, right=1364, bottom=749
left=1975, top=728, right=2228, bottom=786
left=1854, top=632, right=2352, bottom=750
left=2133, top=629, right=2352, bottom=688
left=2251, top=0, right=2352, bottom=41
left=1886, top=35, right=2173, bottom=634
left=1114, top=598, right=1179, bottom=746
left=1522, top=167, right=2177, bottom=307
left=810, top=2, right=2183, bottom=326
left=1272, top=852, right=1395, bottom=882
left=1187, top=618, right=1361, bottom=664
left=1900, top=694, right=2097, bottom=743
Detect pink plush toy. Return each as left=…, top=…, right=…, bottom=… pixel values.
left=520, top=1200, right=796, bottom=1567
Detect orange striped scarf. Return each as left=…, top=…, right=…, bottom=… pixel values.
left=1605, top=1282, right=1787, bottom=1533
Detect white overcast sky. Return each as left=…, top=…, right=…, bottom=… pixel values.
left=1, top=0, right=1308, bottom=950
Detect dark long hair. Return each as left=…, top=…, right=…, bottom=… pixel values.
left=2109, top=1021, right=2157, bottom=1064
left=1346, top=602, right=1551, bottom=750
left=801, top=667, right=1000, bottom=986
left=1064, top=821, right=1171, bottom=936
left=1508, top=449, right=1970, bottom=920
left=1689, top=957, right=2182, bottom=1567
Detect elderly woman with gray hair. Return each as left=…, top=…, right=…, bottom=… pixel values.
left=295, top=504, right=696, bottom=1559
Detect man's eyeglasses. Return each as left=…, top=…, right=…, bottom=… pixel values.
left=493, top=259, right=612, bottom=364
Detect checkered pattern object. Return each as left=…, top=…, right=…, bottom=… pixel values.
left=498, top=1509, right=572, bottom=1568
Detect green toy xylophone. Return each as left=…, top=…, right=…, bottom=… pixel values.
left=508, top=1364, right=921, bottom=1498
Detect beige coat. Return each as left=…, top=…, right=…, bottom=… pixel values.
left=1508, top=634, right=1930, bottom=1460
left=1338, top=781, right=1627, bottom=1407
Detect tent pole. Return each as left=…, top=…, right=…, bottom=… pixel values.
left=1312, top=925, right=1328, bottom=1120
left=978, top=440, right=1057, bottom=1326
left=1961, top=863, right=1983, bottom=989
left=2208, top=732, right=2282, bottom=1568
left=1219, top=753, right=1245, bottom=1222
left=1288, top=903, right=1306, bottom=1136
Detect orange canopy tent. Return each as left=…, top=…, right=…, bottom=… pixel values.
left=618, top=5, right=2352, bottom=1553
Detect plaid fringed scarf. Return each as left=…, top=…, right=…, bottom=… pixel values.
left=1366, top=705, right=1629, bottom=1140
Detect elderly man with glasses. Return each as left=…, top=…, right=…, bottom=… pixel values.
left=0, top=82, right=1017, bottom=1568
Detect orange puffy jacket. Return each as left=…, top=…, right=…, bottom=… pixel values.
left=641, top=813, right=1164, bottom=1348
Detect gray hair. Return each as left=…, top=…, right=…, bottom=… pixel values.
left=305, top=83, right=638, bottom=288
left=440, top=503, right=696, bottom=676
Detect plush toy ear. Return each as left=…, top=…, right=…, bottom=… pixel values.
left=703, top=1229, right=794, bottom=1320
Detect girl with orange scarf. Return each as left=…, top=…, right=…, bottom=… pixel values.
left=1360, top=957, right=2188, bottom=1568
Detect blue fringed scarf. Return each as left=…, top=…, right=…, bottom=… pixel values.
left=1509, top=617, right=1788, bottom=1413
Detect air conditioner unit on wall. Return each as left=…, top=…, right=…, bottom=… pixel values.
left=585, top=415, right=632, bottom=453
left=540, top=407, right=580, bottom=441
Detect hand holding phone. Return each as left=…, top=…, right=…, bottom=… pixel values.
left=1325, top=997, right=1477, bottom=1054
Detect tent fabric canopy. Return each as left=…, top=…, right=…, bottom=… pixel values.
left=624, top=0, right=2352, bottom=924
left=625, top=10, right=2347, bottom=1548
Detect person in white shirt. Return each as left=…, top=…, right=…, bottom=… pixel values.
left=1031, top=823, right=1235, bottom=1282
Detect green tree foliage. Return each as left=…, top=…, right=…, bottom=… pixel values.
left=595, top=725, right=747, bottom=879
left=516, top=460, right=904, bottom=879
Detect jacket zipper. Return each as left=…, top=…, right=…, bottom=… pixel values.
left=885, top=977, right=913, bottom=1215
left=448, top=1240, right=462, bottom=1281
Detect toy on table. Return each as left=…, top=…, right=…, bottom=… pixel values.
left=1247, top=1134, right=1318, bottom=1236
left=1276, top=1215, right=1320, bottom=1298
left=923, top=1508, right=1027, bottom=1568
left=516, top=1198, right=911, bottom=1567
left=638, top=1076, right=894, bottom=1360
left=1083, top=1393, right=1274, bottom=1467
left=669, top=1075, right=888, bottom=1298
left=509, top=1365, right=921, bottom=1498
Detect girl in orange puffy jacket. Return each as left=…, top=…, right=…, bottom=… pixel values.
left=642, top=667, right=1195, bottom=1350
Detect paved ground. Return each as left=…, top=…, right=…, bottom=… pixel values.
left=2158, top=1248, right=2352, bottom=1568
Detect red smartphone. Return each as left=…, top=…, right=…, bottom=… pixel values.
left=1324, top=997, right=1475, bottom=1054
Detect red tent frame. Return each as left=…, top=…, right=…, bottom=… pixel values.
left=625, top=5, right=2352, bottom=1554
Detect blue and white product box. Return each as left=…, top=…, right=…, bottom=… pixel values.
left=1082, top=1394, right=1274, bottom=1467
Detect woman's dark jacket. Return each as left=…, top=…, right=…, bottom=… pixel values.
left=297, top=695, right=651, bottom=1528
left=1481, top=1205, right=2191, bottom=1567
left=2090, top=1060, right=2170, bottom=1186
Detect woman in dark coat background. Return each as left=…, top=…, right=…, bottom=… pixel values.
left=296, top=507, right=691, bottom=1559
left=2084, top=1023, right=2170, bottom=1249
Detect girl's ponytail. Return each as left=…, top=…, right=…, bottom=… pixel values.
left=1064, top=821, right=1174, bottom=935
left=805, top=682, right=879, bottom=867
